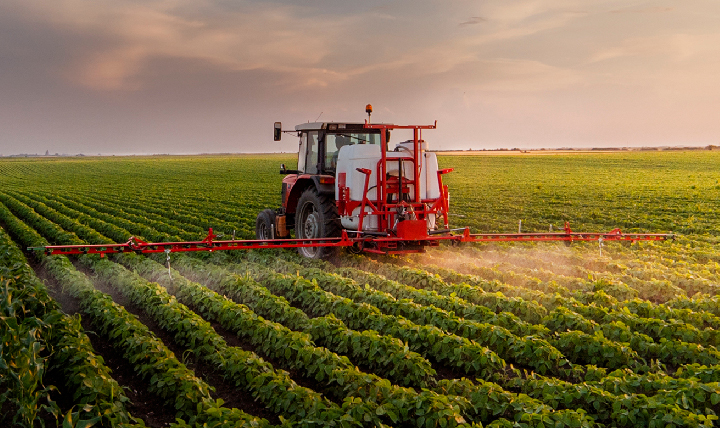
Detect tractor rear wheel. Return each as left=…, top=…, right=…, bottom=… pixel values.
left=255, top=209, right=276, bottom=240
left=295, top=187, right=339, bottom=259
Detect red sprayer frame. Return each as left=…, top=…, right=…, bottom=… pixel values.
left=30, top=223, right=672, bottom=257
left=339, top=122, right=454, bottom=236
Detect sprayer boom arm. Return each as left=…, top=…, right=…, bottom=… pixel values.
left=463, top=222, right=670, bottom=243
left=28, top=223, right=672, bottom=256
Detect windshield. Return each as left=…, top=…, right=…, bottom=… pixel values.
left=332, top=132, right=381, bottom=146
left=325, top=132, right=381, bottom=170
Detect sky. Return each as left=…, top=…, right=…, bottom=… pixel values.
left=1, top=0, right=719, bottom=155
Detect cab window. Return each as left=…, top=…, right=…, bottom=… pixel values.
left=305, top=131, right=319, bottom=174
left=325, top=134, right=352, bottom=171
left=297, top=133, right=307, bottom=173
left=324, top=132, right=381, bottom=172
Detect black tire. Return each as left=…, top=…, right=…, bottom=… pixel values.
left=295, top=187, right=340, bottom=259
left=255, top=209, right=276, bottom=240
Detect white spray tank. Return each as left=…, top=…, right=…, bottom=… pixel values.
left=387, top=139, right=440, bottom=201
left=335, top=144, right=381, bottom=231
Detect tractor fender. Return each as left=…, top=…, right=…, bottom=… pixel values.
left=283, top=175, right=335, bottom=214
left=312, top=176, right=336, bottom=196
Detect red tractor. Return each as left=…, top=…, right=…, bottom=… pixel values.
left=258, top=105, right=451, bottom=258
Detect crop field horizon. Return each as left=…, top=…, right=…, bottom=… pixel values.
left=1, top=151, right=719, bottom=428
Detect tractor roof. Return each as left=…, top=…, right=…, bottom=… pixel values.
left=294, top=122, right=390, bottom=132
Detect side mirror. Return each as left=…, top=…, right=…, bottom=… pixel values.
left=280, top=163, right=299, bottom=174
left=274, top=122, right=282, bottom=141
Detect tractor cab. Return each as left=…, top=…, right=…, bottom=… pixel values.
left=292, top=122, right=385, bottom=176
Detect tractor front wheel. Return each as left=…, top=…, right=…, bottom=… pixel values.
left=295, top=188, right=339, bottom=259
left=255, top=209, right=276, bottom=240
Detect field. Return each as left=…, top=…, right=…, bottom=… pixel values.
left=1, top=151, right=719, bottom=428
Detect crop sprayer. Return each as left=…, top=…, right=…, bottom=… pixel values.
left=31, top=105, right=673, bottom=259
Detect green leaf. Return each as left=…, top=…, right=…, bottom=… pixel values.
left=62, top=409, right=74, bottom=428
left=75, top=416, right=102, bottom=428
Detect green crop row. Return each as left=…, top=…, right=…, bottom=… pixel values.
left=48, top=261, right=215, bottom=422
left=434, top=378, right=595, bottom=427
left=591, top=369, right=720, bottom=412
left=40, top=192, right=192, bottom=240
left=159, top=253, right=437, bottom=388
left=340, top=255, right=550, bottom=326
left=506, top=373, right=718, bottom=427
left=422, top=261, right=550, bottom=305
left=676, top=364, right=720, bottom=384
left=266, top=254, right=570, bottom=376
left=333, top=254, right=644, bottom=371
left=3, top=155, right=718, bottom=426
left=39, top=190, right=208, bottom=236
left=231, top=258, right=508, bottom=379
left=401, top=250, right=715, bottom=336
left=619, top=299, right=720, bottom=333
left=341, top=253, right=720, bottom=368
left=591, top=258, right=718, bottom=299
left=4, top=190, right=358, bottom=425
left=9, top=189, right=708, bottom=426
left=133, top=252, right=594, bottom=428
left=93, top=191, right=219, bottom=233
left=544, top=306, right=720, bottom=367
left=84, top=187, right=259, bottom=235
left=26, top=192, right=135, bottom=244
left=668, top=295, right=720, bottom=319
left=337, top=263, right=547, bottom=337
left=5, top=190, right=173, bottom=244
left=420, top=243, right=720, bottom=333
left=0, top=204, right=139, bottom=428
left=454, top=262, right=577, bottom=296
left=83, top=189, right=259, bottom=240
left=38, top=190, right=444, bottom=422
left=562, top=299, right=720, bottom=350
left=56, top=184, right=256, bottom=236
left=0, top=193, right=85, bottom=247
left=45, top=193, right=180, bottom=243
left=0, top=196, right=270, bottom=427
left=115, top=253, right=477, bottom=428
left=329, top=266, right=644, bottom=377
left=1, top=259, right=62, bottom=428
left=49, top=191, right=239, bottom=239
left=7, top=191, right=113, bottom=246
left=87, top=254, right=342, bottom=427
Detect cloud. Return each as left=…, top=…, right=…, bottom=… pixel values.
left=459, top=17, right=487, bottom=26
left=441, top=58, right=582, bottom=92
left=586, top=37, right=668, bottom=64
left=10, top=0, right=346, bottom=91
left=477, top=0, right=586, bottom=24
left=4, top=0, right=589, bottom=94
left=586, top=32, right=720, bottom=65
left=610, top=7, right=673, bottom=14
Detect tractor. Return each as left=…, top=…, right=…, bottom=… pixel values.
left=257, top=104, right=452, bottom=259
